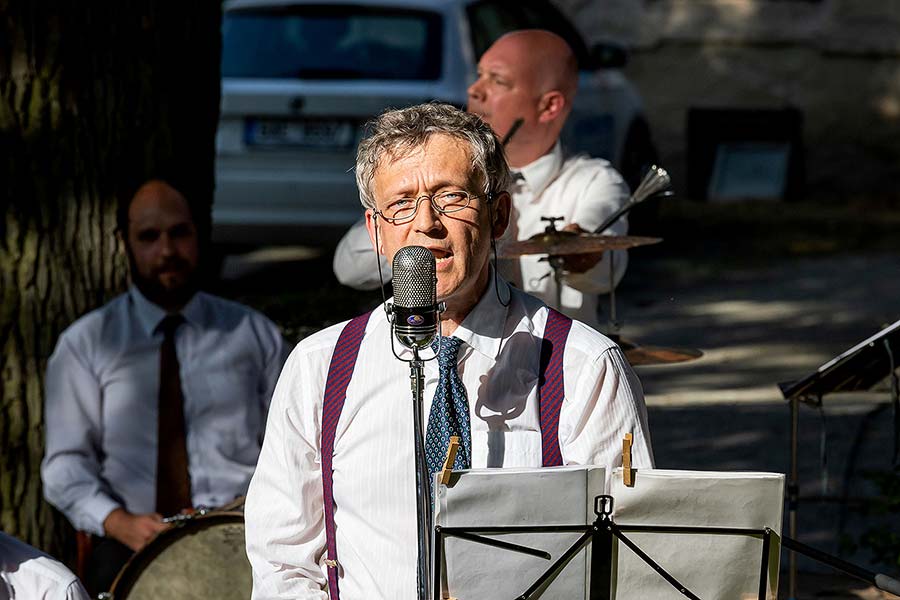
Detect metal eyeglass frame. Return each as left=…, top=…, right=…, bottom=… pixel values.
left=372, top=190, right=484, bottom=224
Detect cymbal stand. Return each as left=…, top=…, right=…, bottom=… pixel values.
left=548, top=255, right=565, bottom=313
left=536, top=216, right=567, bottom=312
left=607, top=251, right=621, bottom=339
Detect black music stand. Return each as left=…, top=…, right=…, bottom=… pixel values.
left=432, top=495, right=777, bottom=600
left=433, top=493, right=900, bottom=599
left=778, top=318, right=900, bottom=600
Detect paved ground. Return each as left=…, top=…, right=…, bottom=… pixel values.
left=217, top=202, right=900, bottom=598
left=618, top=250, right=900, bottom=598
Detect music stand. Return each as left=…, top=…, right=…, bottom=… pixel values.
left=433, top=494, right=777, bottom=600
left=778, top=318, right=900, bottom=599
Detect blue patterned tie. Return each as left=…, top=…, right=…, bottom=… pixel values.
left=425, top=336, right=472, bottom=491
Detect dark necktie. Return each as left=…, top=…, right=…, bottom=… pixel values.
left=424, top=337, right=472, bottom=490
left=156, top=314, right=192, bottom=515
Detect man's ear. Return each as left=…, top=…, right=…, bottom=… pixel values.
left=537, top=90, right=566, bottom=124
left=364, top=209, right=384, bottom=256
left=490, top=191, right=511, bottom=239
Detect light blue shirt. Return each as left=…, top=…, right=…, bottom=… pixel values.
left=41, top=287, right=289, bottom=536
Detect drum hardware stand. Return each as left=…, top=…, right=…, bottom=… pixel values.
left=532, top=216, right=568, bottom=311
left=432, top=494, right=778, bottom=600
left=161, top=506, right=210, bottom=526
left=598, top=165, right=673, bottom=344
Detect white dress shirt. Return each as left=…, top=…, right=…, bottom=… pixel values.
left=500, top=142, right=630, bottom=330
left=331, top=143, right=630, bottom=330
left=0, top=532, right=90, bottom=600
left=41, top=286, right=289, bottom=536
left=245, top=280, right=653, bottom=600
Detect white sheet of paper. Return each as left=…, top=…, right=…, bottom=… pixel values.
left=434, top=465, right=605, bottom=600
left=610, top=469, right=785, bottom=600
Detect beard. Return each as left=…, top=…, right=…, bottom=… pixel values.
left=125, top=250, right=199, bottom=311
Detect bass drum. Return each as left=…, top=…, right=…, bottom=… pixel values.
left=107, top=511, right=250, bottom=600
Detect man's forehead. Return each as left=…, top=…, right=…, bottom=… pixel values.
left=376, top=135, right=472, bottom=171
left=478, top=50, right=515, bottom=74
left=128, top=182, right=193, bottom=226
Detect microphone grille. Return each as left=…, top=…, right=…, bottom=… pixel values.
left=392, top=246, right=436, bottom=308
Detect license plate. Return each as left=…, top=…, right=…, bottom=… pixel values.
left=245, top=118, right=355, bottom=149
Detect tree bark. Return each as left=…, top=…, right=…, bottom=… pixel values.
left=0, top=0, right=221, bottom=559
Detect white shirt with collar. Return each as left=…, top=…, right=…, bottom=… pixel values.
left=41, top=286, right=289, bottom=536
left=0, top=532, right=90, bottom=600
left=500, top=141, right=630, bottom=330
left=331, top=143, right=630, bottom=330
left=244, top=279, right=653, bottom=600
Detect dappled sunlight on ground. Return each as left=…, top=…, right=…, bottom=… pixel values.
left=613, top=253, right=900, bottom=406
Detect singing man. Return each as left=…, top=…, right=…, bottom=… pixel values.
left=244, top=103, right=653, bottom=600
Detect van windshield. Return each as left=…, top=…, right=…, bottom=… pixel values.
left=222, top=5, right=443, bottom=80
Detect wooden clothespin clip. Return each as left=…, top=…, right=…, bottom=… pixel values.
left=623, top=433, right=634, bottom=487
left=439, top=436, right=461, bottom=485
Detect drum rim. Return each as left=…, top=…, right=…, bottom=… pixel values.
left=107, top=511, right=245, bottom=598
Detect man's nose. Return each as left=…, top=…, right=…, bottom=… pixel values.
left=412, top=197, right=442, bottom=232
left=467, top=77, right=485, bottom=101
left=159, top=233, right=176, bottom=256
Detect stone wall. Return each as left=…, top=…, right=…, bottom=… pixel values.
left=556, top=0, right=900, bottom=202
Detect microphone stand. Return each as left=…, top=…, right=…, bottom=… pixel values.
left=389, top=312, right=443, bottom=600
left=409, top=345, right=432, bottom=600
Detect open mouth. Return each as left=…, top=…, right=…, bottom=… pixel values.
left=429, top=248, right=452, bottom=265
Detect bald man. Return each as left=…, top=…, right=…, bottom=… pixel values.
left=41, top=179, right=289, bottom=595
left=333, top=30, right=630, bottom=330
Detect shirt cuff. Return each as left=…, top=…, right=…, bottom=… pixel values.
left=77, top=494, right=122, bottom=537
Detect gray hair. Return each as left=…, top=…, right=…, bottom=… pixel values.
left=355, top=103, right=511, bottom=209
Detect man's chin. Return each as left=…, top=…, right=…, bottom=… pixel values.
left=134, top=277, right=198, bottom=311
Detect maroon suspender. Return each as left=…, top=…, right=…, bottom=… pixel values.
left=319, top=307, right=571, bottom=598
left=539, top=308, right=573, bottom=467
left=321, top=311, right=371, bottom=600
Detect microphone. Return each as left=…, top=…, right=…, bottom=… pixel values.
left=391, top=246, right=441, bottom=350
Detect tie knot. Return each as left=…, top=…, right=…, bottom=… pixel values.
left=158, top=314, right=185, bottom=338
left=431, top=336, right=463, bottom=367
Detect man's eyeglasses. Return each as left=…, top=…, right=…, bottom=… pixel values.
left=373, top=190, right=484, bottom=224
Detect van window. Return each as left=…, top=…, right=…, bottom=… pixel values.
left=222, top=6, right=443, bottom=80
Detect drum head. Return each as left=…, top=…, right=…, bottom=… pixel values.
left=109, top=512, right=250, bottom=600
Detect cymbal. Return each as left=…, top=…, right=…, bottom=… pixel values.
left=497, top=230, right=661, bottom=258
left=614, top=336, right=703, bottom=366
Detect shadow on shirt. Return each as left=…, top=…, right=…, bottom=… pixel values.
left=474, top=330, right=550, bottom=468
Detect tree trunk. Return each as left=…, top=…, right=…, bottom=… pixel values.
left=0, top=0, right=221, bottom=559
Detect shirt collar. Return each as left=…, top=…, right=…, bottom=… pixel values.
left=129, top=285, right=204, bottom=337
left=516, top=141, right=564, bottom=200
left=450, top=273, right=511, bottom=361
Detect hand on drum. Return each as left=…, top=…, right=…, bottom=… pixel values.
left=103, top=508, right=170, bottom=552
left=558, top=223, right=603, bottom=273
